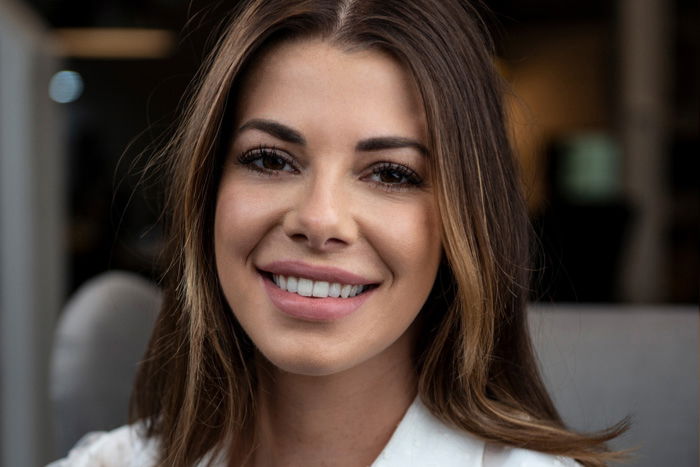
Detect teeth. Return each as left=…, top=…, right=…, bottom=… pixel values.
left=271, top=274, right=367, bottom=298
left=312, top=281, right=329, bottom=297
left=297, top=278, right=313, bottom=296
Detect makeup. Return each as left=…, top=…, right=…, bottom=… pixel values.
left=259, top=271, right=376, bottom=321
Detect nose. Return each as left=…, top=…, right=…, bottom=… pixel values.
left=282, top=172, right=357, bottom=252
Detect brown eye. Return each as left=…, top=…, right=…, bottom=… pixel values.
left=261, top=153, right=287, bottom=170
left=237, top=148, right=298, bottom=175
left=367, top=162, right=423, bottom=191
left=378, top=169, right=405, bottom=184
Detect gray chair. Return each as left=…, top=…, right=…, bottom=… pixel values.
left=49, top=271, right=699, bottom=465
left=49, top=271, right=161, bottom=458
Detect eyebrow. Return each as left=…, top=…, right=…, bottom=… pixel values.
left=238, top=119, right=306, bottom=145
left=356, top=136, right=428, bottom=157
left=237, top=118, right=428, bottom=156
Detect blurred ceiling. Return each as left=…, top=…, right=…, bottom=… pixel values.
left=22, top=0, right=222, bottom=29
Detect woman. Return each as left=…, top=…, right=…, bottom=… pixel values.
left=51, top=0, right=626, bottom=466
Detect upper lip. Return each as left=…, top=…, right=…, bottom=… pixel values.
left=258, top=260, right=378, bottom=286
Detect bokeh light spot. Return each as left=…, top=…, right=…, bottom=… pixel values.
left=49, top=70, right=84, bottom=103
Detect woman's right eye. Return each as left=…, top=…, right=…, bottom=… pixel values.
left=236, top=148, right=298, bottom=175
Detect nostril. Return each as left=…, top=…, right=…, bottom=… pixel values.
left=324, top=238, right=346, bottom=246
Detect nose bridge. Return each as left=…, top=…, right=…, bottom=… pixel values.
left=286, top=167, right=354, bottom=249
left=305, top=171, right=340, bottom=215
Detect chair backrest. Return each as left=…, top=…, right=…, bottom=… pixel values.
left=50, top=271, right=161, bottom=458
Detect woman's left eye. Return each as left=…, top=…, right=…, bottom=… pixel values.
left=236, top=147, right=297, bottom=174
left=366, top=162, right=424, bottom=191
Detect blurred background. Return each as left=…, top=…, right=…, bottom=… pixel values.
left=0, top=0, right=697, bottom=465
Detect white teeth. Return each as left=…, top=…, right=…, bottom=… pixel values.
left=297, top=278, right=313, bottom=296
left=340, top=284, right=352, bottom=298
left=329, top=282, right=341, bottom=298
left=271, top=274, right=368, bottom=299
left=312, top=281, right=330, bottom=297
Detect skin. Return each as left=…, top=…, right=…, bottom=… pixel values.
left=214, top=38, right=442, bottom=466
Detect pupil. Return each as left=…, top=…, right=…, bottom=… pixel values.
left=381, top=170, right=402, bottom=184
left=263, top=154, right=285, bottom=170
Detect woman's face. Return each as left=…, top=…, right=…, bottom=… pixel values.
left=214, top=38, right=442, bottom=377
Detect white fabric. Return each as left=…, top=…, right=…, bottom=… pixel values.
left=48, top=397, right=579, bottom=466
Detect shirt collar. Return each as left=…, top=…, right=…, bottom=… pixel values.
left=371, top=396, right=486, bottom=467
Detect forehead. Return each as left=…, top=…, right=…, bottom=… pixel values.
left=233, top=38, right=427, bottom=142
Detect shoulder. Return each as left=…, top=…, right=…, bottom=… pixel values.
left=47, top=423, right=158, bottom=467
left=483, top=442, right=581, bottom=467
left=373, top=397, right=580, bottom=467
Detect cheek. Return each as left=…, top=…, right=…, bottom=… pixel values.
left=214, top=176, right=292, bottom=332
left=214, top=177, right=280, bottom=310
left=214, top=176, right=284, bottom=261
left=363, top=196, right=442, bottom=283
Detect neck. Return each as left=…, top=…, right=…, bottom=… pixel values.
left=249, top=332, right=418, bottom=467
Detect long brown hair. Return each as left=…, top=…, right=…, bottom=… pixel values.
left=131, top=1, right=627, bottom=465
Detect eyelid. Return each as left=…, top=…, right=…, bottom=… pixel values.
left=363, top=160, right=425, bottom=193
left=236, top=145, right=299, bottom=174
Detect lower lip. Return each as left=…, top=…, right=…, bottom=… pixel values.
left=260, top=272, right=375, bottom=322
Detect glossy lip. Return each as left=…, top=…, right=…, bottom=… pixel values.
left=258, top=260, right=378, bottom=286
left=259, top=270, right=377, bottom=322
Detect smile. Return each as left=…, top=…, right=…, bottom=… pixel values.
left=271, top=274, right=369, bottom=298
left=258, top=269, right=378, bottom=321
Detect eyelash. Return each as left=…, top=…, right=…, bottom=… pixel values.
left=236, top=146, right=299, bottom=174
left=235, top=146, right=424, bottom=192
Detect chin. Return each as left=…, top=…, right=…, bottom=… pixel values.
left=270, top=360, right=344, bottom=377
left=257, top=342, right=365, bottom=377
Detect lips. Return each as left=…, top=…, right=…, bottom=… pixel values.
left=258, top=260, right=378, bottom=286
left=270, top=274, right=369, bottom=298
left=256, top=260, right=380, bottom=321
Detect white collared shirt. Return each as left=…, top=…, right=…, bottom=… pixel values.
left=373, top=397, right=579, bottom=466
left=48, top=397, right=580, bottom=466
